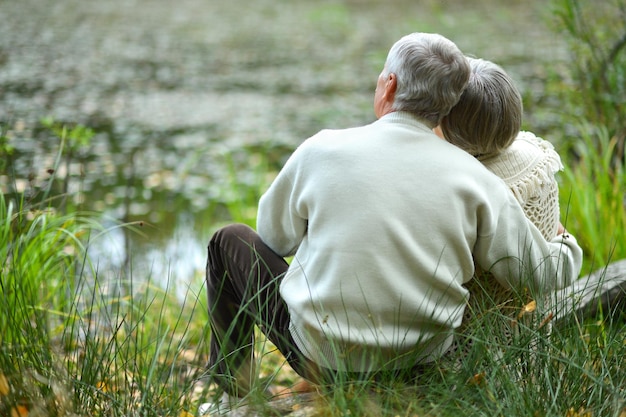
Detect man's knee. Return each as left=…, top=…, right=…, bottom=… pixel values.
left=210, top=223, right=256, bottom=249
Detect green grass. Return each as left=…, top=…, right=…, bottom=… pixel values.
left=0, top=192, right=213, bottom=416
left=558, top=124, right=626, bottom=274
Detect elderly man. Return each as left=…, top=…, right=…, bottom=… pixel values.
left=204, top=32, right=583, bottom=408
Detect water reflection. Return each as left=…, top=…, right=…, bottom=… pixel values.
left=86, top=212, right=208, bottom=302
left=1, top=0, right=564, bottom=294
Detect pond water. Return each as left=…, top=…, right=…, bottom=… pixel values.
left=0, top=0, right=568, bottom=298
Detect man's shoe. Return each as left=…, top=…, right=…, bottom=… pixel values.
left=197, top=392, right=244, bottom=416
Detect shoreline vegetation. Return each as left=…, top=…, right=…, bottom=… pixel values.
left=2, top=0, right=626, bottom=415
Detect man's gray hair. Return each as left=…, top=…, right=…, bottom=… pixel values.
left=383, top=33, right=470, bottom=127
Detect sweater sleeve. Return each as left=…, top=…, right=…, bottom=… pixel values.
left=256, top=150, right=307, bottom=257
left=473, top=196, right=583, bottom=293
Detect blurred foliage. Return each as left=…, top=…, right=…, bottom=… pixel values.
left=548, top=0, right=626, bottom=158
left=546, top=0, right=626, bottom=270
left=559, top=124, right=626, bottom=272
left=0, top=123, right=15, bottom=173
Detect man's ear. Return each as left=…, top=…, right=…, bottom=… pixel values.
left=384, top=73, right=397, bottom=100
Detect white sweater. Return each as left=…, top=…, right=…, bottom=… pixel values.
left=257, top=112, right=583, bottom=372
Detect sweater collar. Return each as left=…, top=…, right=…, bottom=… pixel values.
left=378, top=111, right=433, bottom=134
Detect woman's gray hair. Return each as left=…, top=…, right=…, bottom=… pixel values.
left=383, top=33, right=471, bottom=127
left=440, top=58, right=523, bottom=158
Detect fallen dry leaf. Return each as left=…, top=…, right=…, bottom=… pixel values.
left=467, top=372, right=486, bottom=386
left=11, top=405, right=29, bottom=417
left=518, top=300, right=537, bottom=319
left=0, top=373, right=9, bottom=396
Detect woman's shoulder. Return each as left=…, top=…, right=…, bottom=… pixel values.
left=484, top=132, right=562, bottom=175
left=513, top=131, right=557, bottom=154
left=477, top=132, right=564, bottom=203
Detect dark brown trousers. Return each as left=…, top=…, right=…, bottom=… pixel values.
left=206, top=223, right=313, bottom=395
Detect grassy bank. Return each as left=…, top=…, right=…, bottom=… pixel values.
left=1, top=183, right=625, bottom=416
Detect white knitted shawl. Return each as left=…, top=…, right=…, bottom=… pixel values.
left=479, top=131, right=564, bottom=240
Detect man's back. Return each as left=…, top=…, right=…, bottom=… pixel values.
left=257, top=111, right=532, bottom=371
